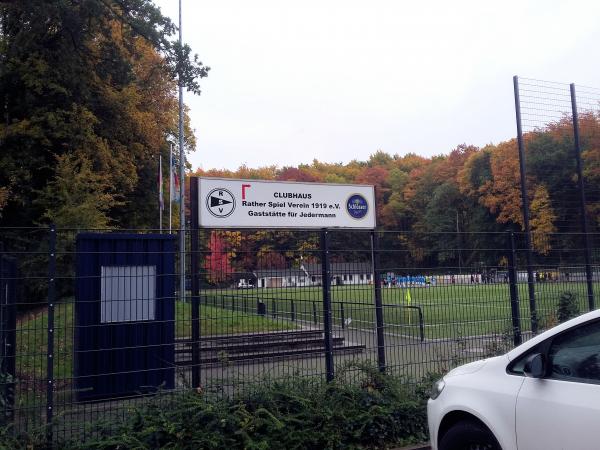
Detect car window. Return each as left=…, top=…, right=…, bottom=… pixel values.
left=548, top=320, right=600, bottom=383
left=509, top=346, right=540, bottom=375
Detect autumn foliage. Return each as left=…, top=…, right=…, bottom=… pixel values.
left=2, top=1, right=599, bottom=262
left=194, top=114, right=600, bottom=248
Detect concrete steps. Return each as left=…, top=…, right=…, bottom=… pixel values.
left=175, top=329, right=365, bottom=365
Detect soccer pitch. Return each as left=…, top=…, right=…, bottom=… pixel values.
left=203, top=281, right=598, bottom=340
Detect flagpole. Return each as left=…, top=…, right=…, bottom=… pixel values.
left=178, top=0, right=186, bottom=302
left=169, top=142, right=173, bottom=233
left=159, top=154, right=163, bottom=232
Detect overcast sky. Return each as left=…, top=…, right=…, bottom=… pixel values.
left=154, top=0, right=600, bottom=171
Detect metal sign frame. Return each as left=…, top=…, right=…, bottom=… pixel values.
left=195, top=177, right=376, bottom=230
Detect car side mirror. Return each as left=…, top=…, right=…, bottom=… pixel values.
left=523, top=353, right=546, bottom=378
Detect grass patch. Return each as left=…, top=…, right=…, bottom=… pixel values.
left=175, top=301, right=294, bottom=338
left=15, top=301, right=294, bottom=384
left=204, top=281, right=599, bottom=339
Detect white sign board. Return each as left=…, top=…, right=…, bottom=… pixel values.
left=197, top=177, right=376, bottom=229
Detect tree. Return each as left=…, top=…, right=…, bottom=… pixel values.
left=578, top=113, right=600, bottom=231
left=0, top=187, right=8, bottom=217
left=529, top=185, right=557, bottom=255
left=458, top=141, right=525, bottom=228
left=368, top=150, right=394, bottom=167
left=37, top=153, right=117, bottom=229
left=0, top=0, right=208, bottom=229
left=277, top=167, right=321, bottom=182
left=526, top=130, right=577, bottom=233
left=205, top=231, right=235, bottom=285
left=354, top=166, right=390, bottom=223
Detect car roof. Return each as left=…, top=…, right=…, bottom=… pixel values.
left=506, top=308, right=600, bottom=361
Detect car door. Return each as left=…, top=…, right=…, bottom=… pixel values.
left=515, top=319, right=600, bottom=450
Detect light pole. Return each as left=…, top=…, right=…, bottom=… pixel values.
left=178, top=0, right=186, bottom=302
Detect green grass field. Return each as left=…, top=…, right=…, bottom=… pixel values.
left=203, top=281, right=599, bottom=340
left=15, top=301, right=292, bottom=383
left=13, top=301, right=294, bottom=418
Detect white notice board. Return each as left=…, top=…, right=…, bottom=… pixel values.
left=197, top=177, right=376, bottom=229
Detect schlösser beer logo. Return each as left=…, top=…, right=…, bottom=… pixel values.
left=346, top=194, right=369, bottom=220
left=206, top=188, right=236, bottom=218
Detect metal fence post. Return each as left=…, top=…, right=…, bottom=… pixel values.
left=371, top=231, right=386, bottom=373
left=570, top=84, right=595, bottom=311
left=190, top=177, right=201, bottom=389
left=320, top=229, right=334, bottom=382
left=513, top=76, right=538, bottom=334
left=0, top=242, right=16, bottom=424
left=507, top=232, right=522, bottom=346
left=46, top=225, right=56, bottom=445
left=0, top=244, right=4, bottom=423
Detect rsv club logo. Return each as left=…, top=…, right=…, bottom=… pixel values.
left=206, top=188, right=235, bottom=218
left=346, top=194, right=368, bottom=220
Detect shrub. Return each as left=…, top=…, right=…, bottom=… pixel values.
left=0, top=363, right=429, bottom=449
left=69, top=364, right=429, bottom=449
left=557, top=291, right=580, bottom=323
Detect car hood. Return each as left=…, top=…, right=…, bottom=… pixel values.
left=445, top=358, right=490, bottom=378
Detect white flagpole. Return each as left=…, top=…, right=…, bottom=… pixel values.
left=159, top=154, right=163, bottom=232
left=169, top=142, right=173, bottom=233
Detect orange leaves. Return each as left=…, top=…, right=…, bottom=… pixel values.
left=277, top=167, right=322, bottom=182
left=194, top=165, right=278, bottom=181
left=486, top=140, right=524, bottom=226
left=530, top=185, right=557, bottom=255
left=457, top=140, right=524, bottom=227
left=189, top=114, right=600, bottom=240
left=0, top=186, right=9, bottom=215
left=434, top=144, right=478, bottom=184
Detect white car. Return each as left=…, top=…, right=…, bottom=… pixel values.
left=428, top=309, right=600, bottom=450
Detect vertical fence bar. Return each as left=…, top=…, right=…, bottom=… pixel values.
left=570, top=84, right=595, bottom=311
left=416, top=307, right=425, bottom=342
left=371, top=231, right=386, bottom=372
left=507, top=232, right=522, bottom=346
left=320, top=229, right=334, bottom=382
left=46, top=225, right=56, bottom=444
left=513, top=75, right=538, bottom=334
left=178, top=0, right=186, bottom=307
left=0, top=242, right=15, bottom=424
left=190, top=177, right=201, bottom=388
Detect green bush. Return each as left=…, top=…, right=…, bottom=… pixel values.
left=557, top=291, right=580, bottom=323
left=2, top=363, right=432, bottom=449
